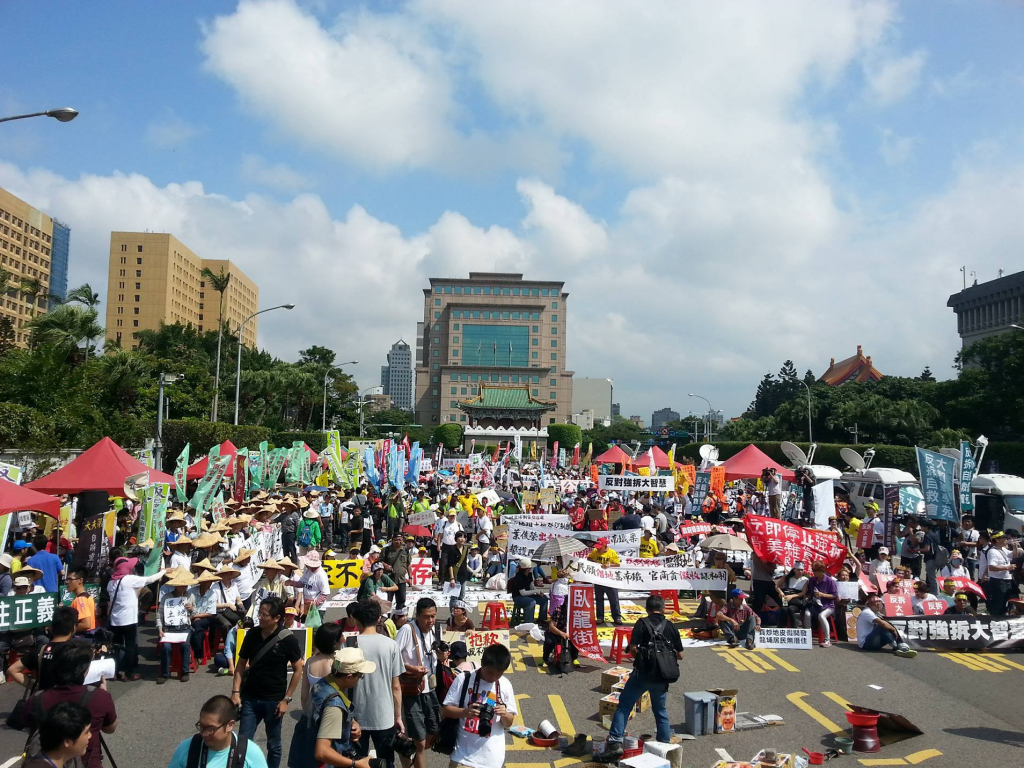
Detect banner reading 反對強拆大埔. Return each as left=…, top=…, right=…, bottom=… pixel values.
left=568, top=557, right=727, bottom=591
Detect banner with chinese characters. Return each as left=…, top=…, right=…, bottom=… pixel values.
left=692, top=471, right=711, bottom=503
left=233, top=449, right=249, bottom=504
left=506, top=514, right=572, bottom=528
left=140, top=483, right=171, bottom=576
left=323, top=559, right=365, bottom=589
left=59, top=583, right=100, bottom=605
left=754, top=627, right=812, bottom=650
left=0, top=591, right=60, bottom=631
left=190, top=454, right=231, bottom=514
left=507, top=519, right=576, bottom=561
left=407, top=557, right=434, bottom=587
left=883, top=485, right=899, bottom=550
left=134, top=449, right=155, bottom=468
left=568, top=557, right=727, bottom=591
left=709, top=466, right=726, bottom=497
left=173, top=444, right=190, bottom=503
left=744, top=515, right=846, bottom=574
left=567, top=584, right=605, bottom=661
left=959, top=440, right=976, bottom=512
left=0, top=462, right=23, bottom=485
left=598, top=475, right=674, bottom=492
left=888, top=615, right=1024, bottom=650
left=71, top=514, right=109, bottom=578
left=916, top=447, right=958, bottom=522
left=440, top=629, right=511, bottom=663
left=265, top=448, right=288, bottom=489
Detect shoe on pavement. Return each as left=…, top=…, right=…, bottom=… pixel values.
left=612, top=620, right=625, bottom=626
left=745, top=635, right=756, bottom=650
left=573, top=659, right=581, bottom=668
left=595, top=742, right=624, bottom=764
left=894, top=646, right=917, bottom=658
left=820, top=640, right=832, bottom=648
left=217, top=667, right=231, bottom=676
left=181, top=674, right=190, bottom=682
left=561, top=734, right=589, bottom=757
left=156, top=677, right=167, bottom=685
left=727, top=639, right=740, bottom=648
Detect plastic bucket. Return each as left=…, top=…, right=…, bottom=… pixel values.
left=835, top=737, right=854, bottom=754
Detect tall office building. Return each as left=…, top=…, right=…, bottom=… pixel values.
left=651, top=407, right=680, bottom=430
left=104, top=233, right=259, bottom=350
left=0, top=187, right=68, bottom=347
left=947, top=270, right=1024, bottom=349
left=380, top=339, right=414, bottom=411
left=415, top=272, right=574, bottom=428
left=573, top=378, right=614, bottom=422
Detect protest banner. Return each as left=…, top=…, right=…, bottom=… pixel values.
left=323, top=559, right=364, bottom=589
left=598, top=475, right=674, bottom=492
left=190, top=454, right=231, bottom=515
left=72, top=514, right=109, bottom=578
left=59, top=583, right=100, bottom=605
left=883, top=485, right=899, bottom=550
left=889, top=615, right=1024, bottom=650
left=521, top=490, right=539, bottom=506
left=754, top=627, right=812, bottom=650
left=173, top=444, right=190, bottom=503
left=210, top=493, right=226, bottom=524
left=678, top=522, right=716, bottom=538
left=407, top=558, right=434, bottom=588
left=678, top=464, right=696, bottom=489
left=265, top=448, right=288, bottom=489
left=916, top=447, right=958, bottom=522
left=0, top=462, right=23, bottom=484
left=140, top=483, right=171, bottom=576
left=709, top=466, right=726, bottom=497
left=959, top=440, right=976, bottom=512
left=856, top=524, right=874, bottom=550
left=568, top=584, right=605, bottom=662
left=538, top=487, right=558, bottom=505
left=507, top=514, right=572, bottom=528
left=0, top=591, right=58, bottom=631
left=692, top=472, right=711, bottom=503
left=507, top=520, right=576, bottom=560
left=745, top=515, right=846, bottom=574
left=568, top=557, right=727, bottom=591
left=574, top=529, right=642, bottom=556
left=837, top=581, right=860, bottom=601
left=0, top=463, right=24, bottom=552
left=944, top=576, right=985, bottom=599
left=162, top=597, right=189, bottom=627
left=921, top=600, right=947, bottom=616
left=812, top=480, right=836, bottom=529
left=883, top=593, right=912, bottom=617
left=407, top=509, right=436, bottom=528
left=233, top=449, right=249, bottom=504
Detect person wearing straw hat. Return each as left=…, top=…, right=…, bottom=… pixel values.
left=157, top=570, right=198, bottom=683
left=14, top=564, right=46, bottom=594
left=256, top=559, right=294, bottom=602
left=190, top=570, right=221, bottom=665
left=210, top=565, right=245, bottom=636
left=163, top=510, right=187, bottom=558
left=233, top=549, right=258, bottom=610
left=167, top=536, right=194, bottom=572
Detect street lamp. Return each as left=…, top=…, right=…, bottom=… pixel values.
left=155, top=372, right=185, bottom=470
left=323, top=361, right=358, bottom=431
left=357, top=386, right=383, bottom=438
left=0, top=107, right=78, bottom=124
left=1011, top=324, right=1023, bottom=331
left=688, top=393, right=713, bottom=442
left=784, top=374, right=813, bottom=444
left=233, top=303, right=296, bottom=425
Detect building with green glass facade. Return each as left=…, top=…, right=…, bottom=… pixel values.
left=414, top=272, right=573, bottom=439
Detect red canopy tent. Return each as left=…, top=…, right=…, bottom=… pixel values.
left=186, top=440, right=239, bottom=480
left=719, top=444, right=796, bottom=482
left=304, top=443, right=319, bottom=464
left=26, top=437, right=176, bottom=496
left=0, top=480, right=60, bottom=518
left=640, top=446, right=674, bottom=469
left=594, top=445, right=632, bottom=465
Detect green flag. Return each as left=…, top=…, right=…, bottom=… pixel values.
left=190, top=454, right=231, bottom=515
left=140, top=483, right=171, bottom=576
left=174, top=443, right=190, bottom=503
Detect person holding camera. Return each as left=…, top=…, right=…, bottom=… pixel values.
left=311, top=648, right=378, bottom=768
left=440, top=644, right=516, bottom=768
left=167, top=695, right=267, bottom=768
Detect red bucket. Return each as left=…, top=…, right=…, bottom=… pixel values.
left=846, top=710, right=880, bottom=728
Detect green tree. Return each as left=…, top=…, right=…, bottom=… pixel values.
left=0, top=316, right=15, bottom=356
left=201, top=266, right=232, bottom=422
left=433, top=423, right=463, bottom=450
left=64, top=283, right=101, bottom=358
left=25, top=304, right=103, bottom=362
left=918, top=366, right=936, bottom=382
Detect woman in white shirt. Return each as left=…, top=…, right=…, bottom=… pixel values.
left=210, top=565, right=245, bottom=636
left=107, top=556, right=167, bottom=681
left=939, top=550, right=970, bottom=580
left=289, top=550, right=330, bottom=620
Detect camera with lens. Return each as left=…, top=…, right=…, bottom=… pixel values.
left=476, top=701, right=496, bottom=737
left=368, top=759, right=389, bottom=768
left=393, top=733, right=417, bottom=759
left=431, top=640, right=450, bottom=654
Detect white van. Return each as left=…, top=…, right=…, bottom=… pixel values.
left=835, top=447, right=924, bottom=517
left=970, top=474, right=1024, bottom=534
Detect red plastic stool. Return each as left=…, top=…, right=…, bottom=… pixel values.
left=198, top=634, right=212, bottom=665
left=654, top=590, right=680, bottom=615
left=6, top=649, right=21, bottom=682
left=481, top=602, right=509, bottom=630
left=810, top=614, right=839, bottom=644
left=610, top=626, right=633, bottom=663
left=159, top=642, right=198, bottom=677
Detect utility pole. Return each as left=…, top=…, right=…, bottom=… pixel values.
left=846, top=423, right=859, bottom=444
left=155, top=373, right=183, bottom=470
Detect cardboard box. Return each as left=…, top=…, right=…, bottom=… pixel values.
left=620, top=755, right=669, bottom=768
left=599, top=691, right=651, bottom=718
left=750, top=750, right=795, bottom=768
left=601, top=666, right=632, bottom=693
left=708, top=688, right=739, bottom=734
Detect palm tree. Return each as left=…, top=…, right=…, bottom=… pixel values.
left=201, top=266, right=232, bottom=421
left=19, top=278, right=41, bottom=318
left=64, top=283, right=102, bottom=358
left=0, top=268, right=13, bottom=295
left=98, top=349, right=152, bottom=414
left=25, top=304, right=103, bottom=361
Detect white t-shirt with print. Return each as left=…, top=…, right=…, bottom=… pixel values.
left=443, top=671, right=517, bottom=768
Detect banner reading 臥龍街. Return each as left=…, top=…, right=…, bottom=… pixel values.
left=916, top=447, right=958, bottom=522
left=568, top=584, right=604, bottom=662
left=568, top=557, right=727, bottom=591
left=744, top=514, right=846, bottom=574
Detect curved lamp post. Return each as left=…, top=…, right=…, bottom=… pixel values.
left=233, top=303, right=296, bottom=425
left=0, top=108, right=78, bottom=124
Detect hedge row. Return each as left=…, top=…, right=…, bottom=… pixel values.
left=676, top=441, right=1024, bottom=477
left=548, top=423, right=582, bottom=450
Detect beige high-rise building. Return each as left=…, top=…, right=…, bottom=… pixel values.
left=0, top=187, right=71, bottom=348
left=104, top=233, right=259, bottom=350
left=414, top=272, right=574, bottom=431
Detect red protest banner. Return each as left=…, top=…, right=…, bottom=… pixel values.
left=858, top=571, right=878, bottom=594
left=944, top=576, right=985, bottom=599
left=709, top=466, right=726, bottom=497
left=922, top=600, right=946, bottom=616
left=590, top=464, right=599, bottom=484
left=875, top=573, right=892, bottom=594
left=233, top=454, right=248, bottom=504
left=883, top=594, right=911, bottom=617
left=744, top=515, right=846, bottom=574
left=568, top=584, right=605, bottom=662
left=856, top=524, right=874, bottom=550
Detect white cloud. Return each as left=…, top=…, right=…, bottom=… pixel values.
left=930, top=65, right=978, bottom=98
left=145, top=110, right=200, bottom=149
left=879, top=128, right=918, bottom=166
left=239, top=154, right=314, bottom=193
left=863, top=49, right=927, bottom=105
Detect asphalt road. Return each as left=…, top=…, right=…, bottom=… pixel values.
left=0, top=599, right=1020, bottom=768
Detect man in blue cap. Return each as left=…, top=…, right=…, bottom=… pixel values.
left=720, top=588, right=760, bottom=649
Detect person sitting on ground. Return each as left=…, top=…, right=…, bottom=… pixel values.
left=210, top=565, right=245, bottom=637
left=484, top=548, right=504, bottom=578
left=357, top=561, right=398, bottom=604
left=466, top=546, right=484, bottom=581
left=720, top=588, right=760, bottom=649
left=944, top=591, right=976, bottom=616
left=23, top=701, right=93, bottom=768
left=166, top=694, right=268, bottom=768
left=445, top=600, right=475, bottom=632
left=910, top=580, right=943, bottom=615
left=856, top=594, right=916, bottom=657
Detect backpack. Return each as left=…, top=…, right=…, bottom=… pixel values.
left=635, top=617, right=680, bottom=683
left=185, top=732, right=248, bottom=768
left=22, top=689, right=96, bottom=768
left=297, top=520, right=314, bottom=548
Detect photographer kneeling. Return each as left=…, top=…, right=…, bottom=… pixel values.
left=440, top=644, right=517, bottom=768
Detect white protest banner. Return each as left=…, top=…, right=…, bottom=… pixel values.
left=505, top=514, right=572, bottom=528
left=812, top=480, right=836, bottom=530
left=754, top=627, right=812, bottom=650
left=507, top=520, right=575, bottom=560
left=837, top=581, right=860, bottom=601
left=162, top=597, right=189, bottom=627
left=620, top=553, right=697, bottom=568
left=568, top=557, right=727, bottom=591
left=599, top=475, right=674, bottom=492
left=442, top=629, right=511, bottom=663
left=575, top=529, right=642, bottom=555
left=407, top=510, right=436, bottom=527
left=442, top=458, right=471, bottom=470
left=407, top=557, right=434, bottom=587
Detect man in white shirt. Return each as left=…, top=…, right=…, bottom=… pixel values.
left=855, top=595, right=916, bottom=658
left=437, top=511, right=463, bottom=585
left=440, top=643, right=517, bottom=768
left=475, top=510, right=494, bottom=555
left=983, top=531, right=1015, bottom=616
left=765, top=469, right=782, bottom=518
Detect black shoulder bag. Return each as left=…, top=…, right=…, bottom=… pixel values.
left=432, top=671, right=472, bottom=755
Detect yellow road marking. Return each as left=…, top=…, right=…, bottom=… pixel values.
left=508, top=764, right=556, bottom=768
left=549, top=694, right=575, bottom=736
left=723, top=649, right=765, bottom=673
left=744, top=651, right=776, bottom=672
left=969, top=655, right=1010, bottom=672
left=760, top=648, right=800, bottom=672
left=512, top=693, right=530, bottom=728
left=937, top=652, right=992, bottom=672
left=823, top=691, right=853, bottom=711
left=715, top=649, right=751, bottom=672
left=507, top=693, right=552, bottom=752
left=554, top=758, right=584, bottom=768
left=904, top=749, right=943, bottom=764
left=987, top=653, right=1024, bottom=672
left=858, top=759, right=906, bottom=766
left=786, top=692, right=845, bottom=734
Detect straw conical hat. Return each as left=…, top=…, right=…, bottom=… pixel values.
left=167, top=536, right=194, bottom=548
left=192, top=532, right=224, bottom=548
left=276, top=556, right=298, bottom=570
left=258, top=559, right=285, bottom=571
left=233, top=548, right=257, bottom=564
left=216, top=565, right=242, bottom=579
left=191, top=557, right=216, bottom=572
left=165, top=571, right=198, bottom=587
left=196, top=570, right=221, bottom=584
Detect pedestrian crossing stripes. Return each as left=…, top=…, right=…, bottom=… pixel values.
left=714, top=647, right=801, bottom=673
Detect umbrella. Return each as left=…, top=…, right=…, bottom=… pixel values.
left=496, top=490, right=515, bottom=501
left=533, top=536, right=589, bottom=561
left=699, top=533, right=752, bottom=553
left=304, top=485, right=330, bottom=492
left=402, top=524, right=432, bottom=537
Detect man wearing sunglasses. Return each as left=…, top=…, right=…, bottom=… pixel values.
left=166, top=694, right=268, bottom=768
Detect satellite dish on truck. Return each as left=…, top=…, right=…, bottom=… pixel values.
left=781, top=441, right=808, bottom=468
left=840, top=447, right=866, bottom=471
left=699, top=444, right=719, bottom=462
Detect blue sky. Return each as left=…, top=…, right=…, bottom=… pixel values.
left=3, top=0, right=1024, bottom=423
